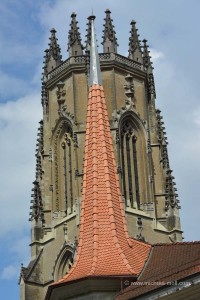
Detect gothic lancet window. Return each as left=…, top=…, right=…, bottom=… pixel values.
left=53, top=120, right=75, bottom=215
left=120, top=118, right=140, bottom=209
left=61, top=134, right=73, bottom=214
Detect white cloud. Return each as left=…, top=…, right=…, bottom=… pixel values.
left=0, top=235, right=30, bottom=281
left=1, top=265, right=18, bottom=280
left=150, top=49, right=164, bottom=60
left=0, top=92, right=42, bottom=237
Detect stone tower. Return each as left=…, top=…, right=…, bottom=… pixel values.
left=19, top=10, right=182, bottom=300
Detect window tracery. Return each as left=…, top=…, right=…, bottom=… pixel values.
left=120, top=118, right=140, bottom=209
left=53, top=120, right=75, bottom=214
left=53, top=245, right=74, bottom=281
left=61, top=133, right=74, bottom=214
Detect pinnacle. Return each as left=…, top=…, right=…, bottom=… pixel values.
left=128, top=20, right=142, bottom=63
left=42, top=28, right=62, bottom=80
left=102, top=8, right=118, bottom=53
left=142, top=39, right=153, bottom=71
left=48, top=28, right=62, bottom=59
left=68, top=12, right=83, bottom=56
left=85, top=15, right=96, bottom=52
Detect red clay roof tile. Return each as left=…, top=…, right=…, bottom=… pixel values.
left=54, top=84, right=151, bottom=285
left=115, top=241, right=200, bottom=299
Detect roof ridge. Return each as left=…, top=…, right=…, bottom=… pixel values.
left=129, top=237, right=151, bottom=246
left=96, top=86, right=134, bottom=274
left=153, top=241, right=200, bottom=246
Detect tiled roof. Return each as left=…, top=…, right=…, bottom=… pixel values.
left=115, top=241, right=200, bottom=299
left=55, top=84, right=151, bottom=284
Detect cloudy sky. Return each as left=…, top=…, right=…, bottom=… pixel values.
left=0, top=0, right=200, bottom=298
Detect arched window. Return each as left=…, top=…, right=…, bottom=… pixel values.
left=120, top=118, right=140, bottom=209
left=53, top=245, right=74, bottom=281
left=53, top=120, right=75, bottom=214
left=61, top=134, right=73, bottom=214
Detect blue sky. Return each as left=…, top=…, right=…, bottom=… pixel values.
left=0, top=0, right=200, bottom=299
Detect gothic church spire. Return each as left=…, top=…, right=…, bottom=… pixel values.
left=128, top=20, right=143, bottom=63
left=68, top=12, right=83, bottom=56
left=102, top=9, right=118, bottom=53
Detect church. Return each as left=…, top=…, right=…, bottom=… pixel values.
left=19, top=10, right=200, bottom=300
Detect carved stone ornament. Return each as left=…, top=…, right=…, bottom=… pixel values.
left=112, top=73, right=137, bottom=125
left=59, top=105, right=75, bottom=121
left=123, top=74, right=135, bottom=111
left=56, top=81, right=66, bottom=106
left=136, top=217, right=145, bottom=241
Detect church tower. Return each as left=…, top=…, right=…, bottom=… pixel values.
left=20, top=10, right=182, bottom=300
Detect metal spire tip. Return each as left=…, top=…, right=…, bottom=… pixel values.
left=89, top=17, right=102, bottom=86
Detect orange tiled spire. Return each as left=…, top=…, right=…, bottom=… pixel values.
left=56, top=16, right=151, bottom=284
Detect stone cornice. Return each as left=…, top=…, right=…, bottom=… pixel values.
left=46, top=53, right=145, bottom=88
